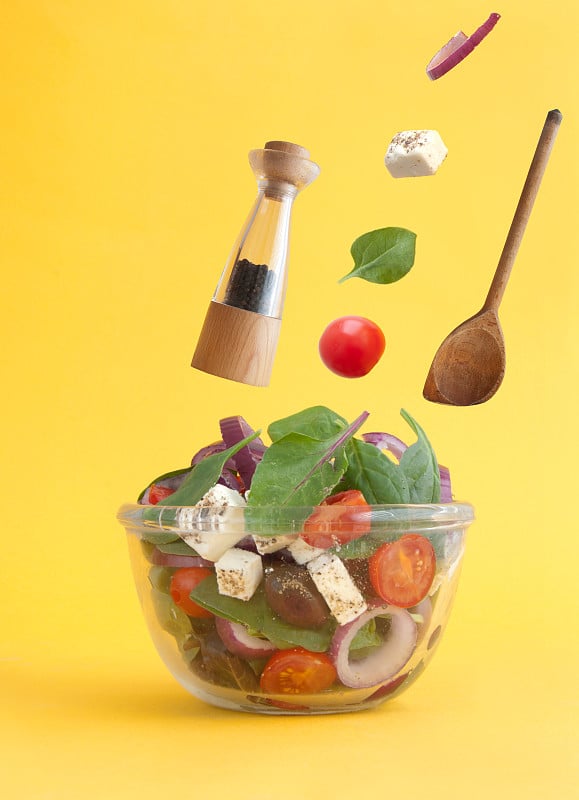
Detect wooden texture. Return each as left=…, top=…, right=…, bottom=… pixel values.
left=191, top=301, right=282, bottom=387
left=423, top=109, right=562, bottom=406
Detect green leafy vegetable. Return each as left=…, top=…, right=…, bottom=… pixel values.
left=143, top=431, right=260, bottom=523
left=398, top=409, right=441, bottom=502
left=137, top=466, right=192, bottom=503
left=340, top=227, right=416, bottom=284
left=248, top=412, right=368, bottom=508
left=268, top=405, right=348, bottom=443
left=342, top=437, right=410, bottom=504
left=190, top=576, right=334, bottom=652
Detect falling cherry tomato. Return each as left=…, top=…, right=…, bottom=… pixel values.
left=319, top=316, right=385, bottom=378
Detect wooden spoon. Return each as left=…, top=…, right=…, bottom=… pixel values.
left=423, top=109, right=562, bottom=406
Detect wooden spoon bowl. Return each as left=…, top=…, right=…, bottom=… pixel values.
left=423, top=309, right=504, bottom=405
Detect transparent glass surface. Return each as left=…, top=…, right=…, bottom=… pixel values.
left=118, top=503, right=474, bottom=715
left=213, top=183, right=295, bottom=318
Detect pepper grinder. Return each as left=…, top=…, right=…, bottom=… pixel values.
left=191, top=141, right=320, bottom=386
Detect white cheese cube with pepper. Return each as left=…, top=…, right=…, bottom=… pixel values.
left=252, top=534, right=295, bottom=555
left=176, top=485, right=246, bottom=561
left=215, top=547, right=263, bottom=601
left=287, top=536, right=326, bottom=565
left=385, top=130, right=448, bottom=178
left=307, top=553, right=367, bottom=625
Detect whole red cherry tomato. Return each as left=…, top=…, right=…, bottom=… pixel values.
left=319, top=316, right=385, bottom=378
left=169, top=567, right=214, bottom=618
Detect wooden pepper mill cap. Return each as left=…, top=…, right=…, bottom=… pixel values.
left=249, top=140, right=320, bottom=191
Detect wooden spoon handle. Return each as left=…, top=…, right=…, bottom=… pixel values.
left=483, top=109, right=562, bottom=312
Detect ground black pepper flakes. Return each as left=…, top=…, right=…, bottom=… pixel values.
left=223, top=258, right=275, bottom=313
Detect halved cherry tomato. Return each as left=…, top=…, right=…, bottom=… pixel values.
left=169, top=567, right=214, bottom=618
left=149, top=484, right=176, bottom=505
left=368, top=533, right=435, bottom=608
left=259, top=647, right=337, bottom=695
left=302, top=489, right=371, bottom=549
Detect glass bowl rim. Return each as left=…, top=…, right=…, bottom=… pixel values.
left=117, top=501, right=474, bottom=537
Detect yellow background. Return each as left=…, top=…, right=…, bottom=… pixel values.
left=1, top=1, right=577, bottom=797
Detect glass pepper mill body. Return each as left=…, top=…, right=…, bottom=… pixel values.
left=191, top=141, right=320, bottom=386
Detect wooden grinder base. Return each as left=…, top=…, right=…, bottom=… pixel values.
left=191, top=301, right=281, bottom=387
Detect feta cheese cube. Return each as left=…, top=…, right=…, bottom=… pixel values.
left=215, top=548, right=263, bottom=601
left=252, top=534, right=295, bottom=555
left=176, top=484, right=246, bottom=561
left=307, top=553, right=367, bottom=625
left=385, top=130, right=448, bottom=178
left=287, top=536, right=326, bottom=565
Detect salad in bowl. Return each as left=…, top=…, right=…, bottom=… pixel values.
left=117, top=405, right=474, bottom=714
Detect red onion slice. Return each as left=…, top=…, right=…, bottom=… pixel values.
left=362, top=431, right=407, bottom=461
left=439, top=465, right=453, bottom=502
left=426, top=12, right=501, bottom=80
left=150, top=549, right=214, bottom=568
left=329, top=604, right=417, bottom=689
left=220, top=416, right=267, bottom=488
left=215, top=616, right=277, bottom=659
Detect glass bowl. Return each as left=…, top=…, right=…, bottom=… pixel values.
left=117, top=502, right=474, bottom=715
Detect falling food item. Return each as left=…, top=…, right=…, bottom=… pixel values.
left=385, top=130, right=448, bottom=178
left=426, top=12, right=501, bottom=80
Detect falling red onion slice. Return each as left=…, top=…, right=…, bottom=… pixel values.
left=329, top=604, right=417, bottom=689
left=215, top=616, right=277, bottom=659
left=219, top=416, right=267, bottom=488
left=426, top=12, right=501, bottom=80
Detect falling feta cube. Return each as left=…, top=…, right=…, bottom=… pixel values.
left=176, top=484, right=246, bottom=561
left=287, top=536, right=326, bottom=565
left=215, top=547, right=263, bottom=601
left=385, top=130, right=448, bottom=178
left=307, top=553, right=367, bottom=625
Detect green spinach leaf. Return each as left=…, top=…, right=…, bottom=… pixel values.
left=398, top=409, right=441, bottom=502
left=268, top=405, right=348, bottom=443
left=143, top=431, right=260, bottom=522
left=342, top=437, right=410, bottom=504
left=340, top=227, right=416, bottom=284
left=190, top=576, right=334, bottom=652
left=248, top=412, right=368, bottom=508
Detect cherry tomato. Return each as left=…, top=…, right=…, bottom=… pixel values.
left=259, top=647, right=337, bottom=695
left=319, top=316, right=385, bottom=378
left=368, top=534, right=436, bottom=608
left=169, top=567, right=214, bottom=618
left=302, top=489, right=371, bottom=549
left=149, top=484, right=176, bottom=505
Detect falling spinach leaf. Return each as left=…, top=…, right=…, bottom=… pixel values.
left=340, top=227, right=416, bottom=284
